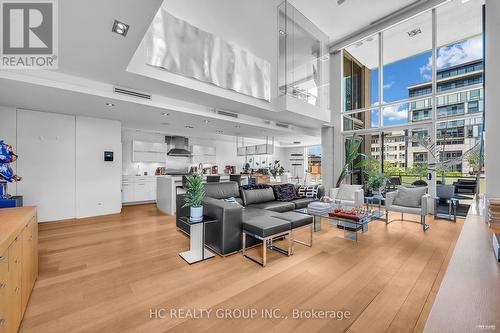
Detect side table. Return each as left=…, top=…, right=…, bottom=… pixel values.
left=178, top=216, right=217, bottom=264
left=434, top=196, right=458, bottom=222
left=365, top=195, right=385, bottom=211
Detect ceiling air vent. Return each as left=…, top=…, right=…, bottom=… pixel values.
left=113, top=87, right=152, bottom=100
left=215, top=109, right=239, bottom=118
left=275, top=122, right=290, bottom=129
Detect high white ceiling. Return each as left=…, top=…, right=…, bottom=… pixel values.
left=288, top=0, right=418, bottom=42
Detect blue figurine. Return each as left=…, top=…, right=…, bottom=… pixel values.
left=0, top=140, right=17, bottom=163
left=0, top=140, right=21, bottom=184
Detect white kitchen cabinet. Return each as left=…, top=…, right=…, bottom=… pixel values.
left=133, top=140, right=166, bottom=153
left=132, top=140, right=166, bottom=162
left=148, top=181, right=157, bottom=201
left=132, top=151, right=164, bottom=162
left=134, top=182, right=149, bottom=201
left=122, top=176, right=157, bottom=204
left=122, top=183, right=135, bottom=203
left=191, top=145, right=216, bottom=156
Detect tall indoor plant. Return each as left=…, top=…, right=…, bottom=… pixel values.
left=336, top=136, right=373, bottom=187
left=183, top=175, right=205, bottom=222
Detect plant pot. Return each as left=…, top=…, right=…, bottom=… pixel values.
left=190, top=205, right=203, bottom=223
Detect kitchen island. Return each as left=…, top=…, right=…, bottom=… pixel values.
left=156, top=175, right=249, bottom=215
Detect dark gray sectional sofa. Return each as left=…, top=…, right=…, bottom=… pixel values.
left=176, top=182, right=324, bottom=256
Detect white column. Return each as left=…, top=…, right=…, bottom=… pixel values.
left=323, top=50, right=344, bottom=192
left=321, top=126, right=335, bottom=193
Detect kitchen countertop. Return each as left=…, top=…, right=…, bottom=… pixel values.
left=155, top=174, right=249, bottom=178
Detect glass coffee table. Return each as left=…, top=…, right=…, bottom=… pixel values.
left=294, top=207, right=385, bottom=241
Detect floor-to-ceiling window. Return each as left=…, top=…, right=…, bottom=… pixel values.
left=340, top=0, right=485, bottom=203
left=305, top=146, right=322, bottom=184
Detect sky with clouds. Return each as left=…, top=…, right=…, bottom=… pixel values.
left=370, top=35, right=483, bottom=126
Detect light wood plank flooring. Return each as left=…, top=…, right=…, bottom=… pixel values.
left=19, top=204, right=463, bottom=333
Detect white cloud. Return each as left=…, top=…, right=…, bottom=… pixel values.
left=383, top=81, right=395, bottom=89
left=384, top=104, right=408, bottom=121
left=420, top=35, right=482, bottom=80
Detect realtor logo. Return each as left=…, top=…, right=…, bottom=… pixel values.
left=1, top=0, right=58, bottom=69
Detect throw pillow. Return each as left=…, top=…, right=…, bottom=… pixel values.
left=393, top=186, right=427, bottom=208
left=298, top=185, right=319, bottom=199
left=240, top=184, right=270, bottom=190
left=272, top=184, right=300, bottom=202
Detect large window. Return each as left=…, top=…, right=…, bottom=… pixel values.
left=383, top=11, right=432, bottom=106
left=306, top=146, right=322, bottom=183
left=341, top=0, right=485, bottom=191
left=344, top=34, right=379, bottom=111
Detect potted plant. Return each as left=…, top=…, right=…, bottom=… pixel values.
left=366, top=170, right=389, bottom=196
left=182, top=175, right=205, bottom=222
left=336, top=136, right=373, bottom=187
left=268, top=160, right=285, bottom=180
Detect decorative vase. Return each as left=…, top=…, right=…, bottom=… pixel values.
left=190, top=205, right=203, bottom=223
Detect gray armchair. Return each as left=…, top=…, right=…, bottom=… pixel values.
left=385, top=187, right=430, bottom=231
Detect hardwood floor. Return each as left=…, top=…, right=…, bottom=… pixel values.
left=19, top=204, right=463, bottom=333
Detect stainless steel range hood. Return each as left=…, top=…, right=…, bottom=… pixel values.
left=165, top=136, right=192, bottom=156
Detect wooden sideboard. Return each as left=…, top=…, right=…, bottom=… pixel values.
left=0, top=207, right=38, bottom=333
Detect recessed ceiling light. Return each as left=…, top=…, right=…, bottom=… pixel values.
left=112, top=20, right=130, bottom=36
left=161, top=112, right=169, bottom=116
left=105, top=102, right=115, bottom=107
left=407, top=28, right=422, bottom=38
left=185, top=125, right=194, bottom=129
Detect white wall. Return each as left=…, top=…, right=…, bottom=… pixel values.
left=485, top=0, right=499, bottom=198
left=1, top=107, right=122, bottom=222
left=76, top=117, right=122, bottom=218
left=17, top=110, right=76, bottom=222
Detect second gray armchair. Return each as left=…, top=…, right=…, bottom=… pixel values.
left=385, top=186, right=430, bottom=231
